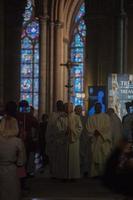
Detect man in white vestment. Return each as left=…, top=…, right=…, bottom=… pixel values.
left=107, top=108, right=123, bottom=148
left=64, top=103, right=82, bottom=179
left=74, top=105, right=90, bottom=177
left=55, top=111, right=68, bottom=179
left=45, top=100, right=64, bottom=177
left=86, top=102, right=112, bottom=177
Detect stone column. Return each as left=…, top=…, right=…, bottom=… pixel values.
left=53, top=20, right=63, bottom=105
left=4, top=1, right=25, bottom=103
left=0, top=0, right=4, bottom=110
left=39, top=15, right=48, bottom=118
left=49, top=21, right=54, bottom=112
left=115, top=0, right=128, bottom=73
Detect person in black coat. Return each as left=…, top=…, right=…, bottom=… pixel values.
left=103, top=138, right=133, bottom=196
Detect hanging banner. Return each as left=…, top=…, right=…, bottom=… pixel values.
left=108, top=73, right=133, bottom=119
left=88, top=86, right=106, bottom=116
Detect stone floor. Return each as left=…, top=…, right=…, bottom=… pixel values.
left=22, top=164, right=132, bottom=200
left=23, top=177, right=126, bottom=200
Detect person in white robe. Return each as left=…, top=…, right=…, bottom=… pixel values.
left=45, top=100, right=64, bottom=177
left=86, top=102, right=112, bottom=177
left=54, top=111, right=68, bottom=179
left=0, top=112, right=25, bottom=200
left=74, top=105, right=91, bottom=177
left=64, top=103, right=82, bottom=179
left=107, top=108, right=123, bottom=148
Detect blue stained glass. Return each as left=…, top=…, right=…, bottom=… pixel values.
left=21, top=64, right=32, bottom=77
left=21, top=78, right=32, bottom=92
left=71, top=66, right=83, bottom=75
left=34, top=49, right=39, bottom=63
left=79, top=20, right=86, bottom=31
left=23, top=9, right=32, bottom=23
left=71, top=34, right=84, bottom=47
left=34, top=64, right=39, bottom=76
left=35, top=43, right=39, bottom=48
left=21, top=0, right=39, bottom=110
left=33, top=93, right=39, bottom=109
left=26, top=0, right=32, bottom=9
left=70, top=3, right=86, bottom=107
left=74, top=68, right=83, bottom=77
left=75, top=3, right=85, bottom=22
left=71, top=65, right=81, bottom=72
left=26, top=21, right=39, bottom=39
left=21, top=49, right=33, bottom=63
left=71, top=48, right=83, bottom=62
left=75, top=34, right=84, bottom=46
left=71, top=47, right=83, bottom=54
left=34, top=79, right=39, bottom=92
left=74, top=78, right=83, bottom=92
left=23, top=0, right=32, bottom=24
left=21, top=93, right=32, bottom=105
left=71, top=96, right=83, bottom=106
left=22, top=37, right=32, bottom=49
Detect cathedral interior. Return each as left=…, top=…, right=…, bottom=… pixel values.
left=1, top=0, right=133, bottom=116
left=1, top=0, right=133, bottom=199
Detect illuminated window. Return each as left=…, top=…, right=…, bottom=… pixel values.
left=70, top=3, right=86, bottom=106
left=20, top=0, right=39, bottom=109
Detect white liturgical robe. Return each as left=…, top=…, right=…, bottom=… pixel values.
left=86, top=112, right=112, bottom=177
left=68, top=113, right=82, bottom=179
left=56, top=112, right=82, bottom=179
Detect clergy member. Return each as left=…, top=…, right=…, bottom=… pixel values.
left=74, top=105, right=90, bottom=177
left=45, top=100, right=64, bottom=177
left=65, top=103, right=82, bottom=179
left=86, top=102, right=112, bottom=177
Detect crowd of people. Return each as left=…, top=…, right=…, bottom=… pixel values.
left=0, top=99, right=133, bottom=199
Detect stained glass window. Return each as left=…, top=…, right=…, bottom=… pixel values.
left=70, top=3, right=86, bottom=106
left=20, top=0, right=39, bottom=109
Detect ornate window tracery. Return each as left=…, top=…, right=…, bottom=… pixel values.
left=20, top=0, right=39, bottom=109
left=70, top=2, right=86, bottom=106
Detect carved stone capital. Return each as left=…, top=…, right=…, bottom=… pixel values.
left=39, top=14, right=49, bottom=22
left=54, top=20, right=64, bottom=28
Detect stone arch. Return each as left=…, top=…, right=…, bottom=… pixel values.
left=39, top=0, right=84, bottom=113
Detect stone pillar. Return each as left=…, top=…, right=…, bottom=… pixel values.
left=0, top=0, right=4, bottom=110
left=53, top=20, right=63, bottom=105
left=4, top=0, right=26, bottom=104
left=115, top=0, right=128, bottom=73
left=49, top=21, right=54, bottom=112
left=63, top=39, right=69, bottom=103
left=39, top=15, right=48, bottom=118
